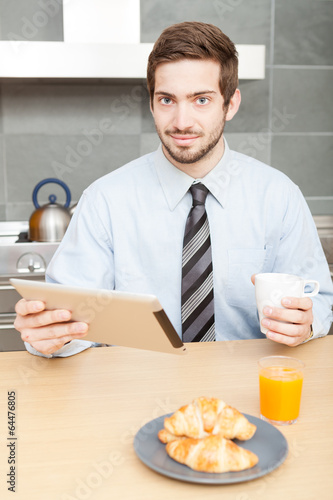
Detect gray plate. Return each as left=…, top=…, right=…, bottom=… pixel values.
left=133, top=413, right=288, bottom=484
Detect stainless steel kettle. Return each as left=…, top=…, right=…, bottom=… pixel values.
left=28, top=178, right=72, bottom=242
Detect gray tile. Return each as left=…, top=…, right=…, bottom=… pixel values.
left=2, top=82, right=144, bottom=135
left=0, top=204, right=5, bottom=220
left=274, top=0, right=333, bottom=66
left=5, top=134, right=141, bottom=203
left=225, top=75, right=270, bottom=133
left=140, top=132, right=160, bottom=156
left=271, top=135, right=333, bottom=197
left=305, top=198, right=333, bottom=216
left=225, top=133, right=270, bottom=165
left=141, top=96, right=155, bottom=133
left=272, top=69, right=333, bottom=133
left=0, top=0, right=63, bottom=41
left=0, top=135, right=5, bottom=203
left=6, top=202, right=32, bottom=221
left=0, top=85, right=3, bottom=132
left=141, top=0, right=272, bottom=62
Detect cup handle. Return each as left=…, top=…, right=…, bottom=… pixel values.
left=303, top=280, right=320, bottom=297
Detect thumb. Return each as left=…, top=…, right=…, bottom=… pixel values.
left=251, top=274, right=256, bottom=285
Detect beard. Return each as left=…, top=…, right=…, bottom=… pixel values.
left=155, top=115, right=226, bottom=165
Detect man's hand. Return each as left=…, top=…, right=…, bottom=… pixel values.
left=251, top=275, right=313, bottom=346
left=14, top=299, right=89, bottom=356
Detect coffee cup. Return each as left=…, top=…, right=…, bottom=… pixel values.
left=255, top=273, right=320, bottom=334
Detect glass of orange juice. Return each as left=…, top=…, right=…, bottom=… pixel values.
left=258, top=356, right=305, bottom=425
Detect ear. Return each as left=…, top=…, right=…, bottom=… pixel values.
left=225, top=89, right=241, bottom=121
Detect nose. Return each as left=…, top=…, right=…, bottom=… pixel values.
left=172, top=102, right=195, bottom=131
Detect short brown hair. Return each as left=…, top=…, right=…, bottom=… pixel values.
left=147, top=21, right=238, bottom=109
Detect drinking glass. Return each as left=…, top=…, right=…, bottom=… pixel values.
left=258, top=356, right=305, bottom=425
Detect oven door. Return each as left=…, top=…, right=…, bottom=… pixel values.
left=0, top=275, right=45, bottom=352
left=0, top=314, right=25, bottom=351
left=0, top=282, right=22, bottom=313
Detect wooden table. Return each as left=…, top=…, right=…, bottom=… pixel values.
left=0, top=336, right=332, bottom=500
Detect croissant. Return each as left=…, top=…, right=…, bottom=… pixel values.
left=163, top=397, right=256, bottom=441
left=158, top=429, right=178, bottom=444
left=166, top=433, right=258, bottom=473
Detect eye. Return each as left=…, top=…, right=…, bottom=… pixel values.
left=196, top=97, right=209, bottom=105
left=160, top=97, right=173, bottom=105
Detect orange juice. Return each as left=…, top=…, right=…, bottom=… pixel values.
left=259, top=366, right=303, bottom=423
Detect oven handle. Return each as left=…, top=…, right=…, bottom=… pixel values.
left=0, top=285, right=15, bottom=290
left=0, top=312, right=17, bottom=329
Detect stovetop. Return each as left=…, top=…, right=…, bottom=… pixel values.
left=0, top=221, right=59, bottom=277
left=0, top=221, right=29, bottom=245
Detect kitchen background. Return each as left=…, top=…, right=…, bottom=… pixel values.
left=0, top=0, right=332, bottom=220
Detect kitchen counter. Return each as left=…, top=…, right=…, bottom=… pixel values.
left=0, top=337, right=332, bottom=499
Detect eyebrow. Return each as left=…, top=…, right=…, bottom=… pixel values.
left=154, top=90, right=217, bottom=99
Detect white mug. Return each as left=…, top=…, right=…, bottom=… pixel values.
left=255, top=273, right=320, bottom=334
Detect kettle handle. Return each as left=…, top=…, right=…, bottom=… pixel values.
left=32, top=178, right=71, bottom=209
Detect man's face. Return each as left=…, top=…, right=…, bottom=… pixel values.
left=151, top=59, right=228, bottom=170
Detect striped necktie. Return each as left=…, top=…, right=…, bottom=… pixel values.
left=181, top=183, right=215, bottom=342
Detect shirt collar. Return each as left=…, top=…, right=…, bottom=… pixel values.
left=153, top=138, right=232, bottom=211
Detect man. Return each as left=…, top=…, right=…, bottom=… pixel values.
left=14, top=22, right=333, bottom=357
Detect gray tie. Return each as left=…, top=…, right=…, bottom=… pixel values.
left=181, top=183, right=215, bottom=342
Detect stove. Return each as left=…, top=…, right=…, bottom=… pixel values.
left=0, top=221, right=59, bottom=277
left=0, top=221, right=59, bottom=351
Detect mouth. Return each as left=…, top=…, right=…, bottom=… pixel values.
left=169, top=135, right=201, bottom=146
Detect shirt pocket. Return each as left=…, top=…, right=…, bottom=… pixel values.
left=115, top=267, right=152, bottom=294
left=225, top=246, right=272, bottom=308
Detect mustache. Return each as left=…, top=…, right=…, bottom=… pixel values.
left=165, top=129, right=203, bottom=136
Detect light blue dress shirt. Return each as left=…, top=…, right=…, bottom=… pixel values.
left=25, top=140, right=333, bottom=357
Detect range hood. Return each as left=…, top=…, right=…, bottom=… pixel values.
left=0, top=42, right=265, bottom=79
left=0, top=0, right=265, bottom=80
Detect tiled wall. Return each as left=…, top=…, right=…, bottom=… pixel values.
left=0, top=0, right=332, bottom=220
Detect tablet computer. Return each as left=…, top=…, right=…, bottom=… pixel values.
left=10, top=278, right=186, bottom=355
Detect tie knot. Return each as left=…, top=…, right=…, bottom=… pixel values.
left=190, top=183, right=209, bottom=206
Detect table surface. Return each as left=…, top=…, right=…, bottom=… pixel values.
left=0, top=336, right=332, bottom=500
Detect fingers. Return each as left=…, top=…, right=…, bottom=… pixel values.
left=264, top=328, right=311, bottom=347
left=15, top=298, right=45, bottom=315
left=262, top=298, right=313, bottom=325
left=261, top=296, right=313, bottom=346
left=280, top=296, right=313, bottom=311
left=264, top=332, right=303, bottom=347
left=14, top=299, right=89, bottom=355
left=262, top=307, right=310, bottom=326
left=19, top=322, right=88, bottom=356
left=262, top=318, right=306, bottom=341
left=19, top=321, right=88, bottom=343
left=15, top=307, right=72, bottom=330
